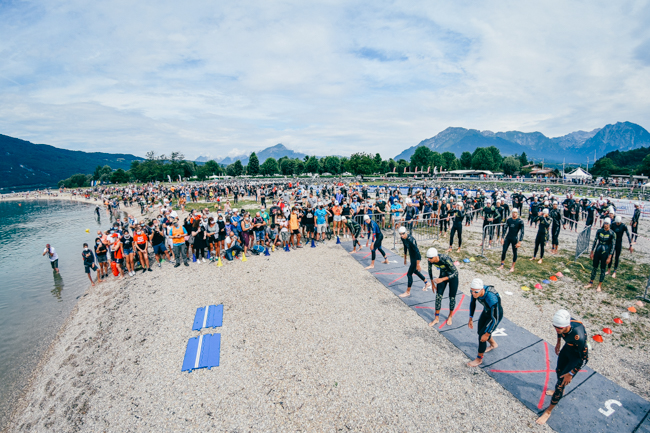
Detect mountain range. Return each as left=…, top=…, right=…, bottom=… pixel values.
left=216, top=144, right=308, bottom=166
left=394, top=122, right=650, bottom=163
left=0, top=134, right=142, bottom=190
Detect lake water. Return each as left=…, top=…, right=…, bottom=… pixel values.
left=0, top=199, right=115, bottom=428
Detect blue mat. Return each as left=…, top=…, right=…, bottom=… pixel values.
left=192, top=304, right=223, bottom=331
left=341, top=240, right=650, bottom=432
left=182, top=333, right=221, bottom=372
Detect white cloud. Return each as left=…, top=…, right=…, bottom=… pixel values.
left=0, top=0, right=649, bottom=160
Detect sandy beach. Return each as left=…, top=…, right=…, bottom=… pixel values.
left=4, top=192, right=650, bottom=432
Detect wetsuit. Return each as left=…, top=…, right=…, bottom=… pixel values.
left=483, top=205, right=496, bottom=243
left=449, top=209, right=465, bottom=248
left=402, top=234, right=427, bottom=287
left=533, top=215, right=551, bottom=259
left=552, top=319, right=589, bottom=405
left=608, top=222, right=631, bottom=273
left=440, top=203, right=449, bottom=233
left=367, top=220, right=386, bottom=261
left=501, top=217, right=524, bottom=263
left=584, top=204, right=596, bottom=227
left=469, top=286, right=503, bottom=354
left=590, top=228, right=615, bottom=283
left=632, top=208, right=641, bottom=242
left=428, top=254, right=459, bottom=315
left=346, top=219, right=361, bottom=249
left=550, top=208, right=562, bottom=246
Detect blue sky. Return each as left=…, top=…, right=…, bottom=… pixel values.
left=0, top=0, right=649, bottom=160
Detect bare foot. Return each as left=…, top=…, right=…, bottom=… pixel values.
left=467, top=358, right=483, bottom=367
left=529, top=257, right=535, bottom=261
left=429, top=317, right=440, bottom=326
left=398, top=292, right=411, bottom=298
left=509, top=266, right=515, bottom=273
left=538, top=259, right=543, bottom=264
left=498, top=265, right=504, bottom=270
left=91, top=282, right=95, bottom=286
left=350, top=250, right=356, bottom=254
left=612, top=272, right=617, bottom=279
left=457, top=248, right=461, bottom=253
left=605, top=270, right=609, bottom=275
left=423, top=282, right=431, bottom=291
left=597, top=284, right=602, bottom=292
left=365, top=265, right=374, bottom=269
left=545, top=390, right=554, bottom=396
left=446, top=316, right=453, bottom=326
left=584, top=283, right=593, bottom=289
left=536, top=411, right=552, bottom=425
left=485, top=343, right=498, bottom=353
left=382, top=259, right=389, bottom=264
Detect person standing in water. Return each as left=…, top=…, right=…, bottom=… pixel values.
left=42, top=244, right=59, bottom=273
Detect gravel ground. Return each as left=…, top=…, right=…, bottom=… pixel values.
left=7, top=242, right=550, bottom=432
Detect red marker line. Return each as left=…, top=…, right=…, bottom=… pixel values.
left=440, top=294, right=466, bottom=330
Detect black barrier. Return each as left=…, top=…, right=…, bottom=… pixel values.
left=575, top=225, right=592, bottom=261
left=392, top=212, right=439, bottom=250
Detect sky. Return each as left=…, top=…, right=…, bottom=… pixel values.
left=0, top=0, right=649, bottom=161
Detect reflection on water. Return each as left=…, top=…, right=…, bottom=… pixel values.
left=51, top=272, right=64, bottom=301
left=0, top=199, right=120, bottom=430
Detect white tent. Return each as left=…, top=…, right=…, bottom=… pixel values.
left=565, top=167, right=592, bottom=179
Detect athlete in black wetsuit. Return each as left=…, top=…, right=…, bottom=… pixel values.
left=607, top=216, right=633, bottom=278
left=448, top=204, right=465, bottom=251
left=537, top=310, right=589, bottom=425
left=531, top=210, right=551, bottom=263
left=481, top=200, right=496, bottom=247
left=426, top=248, right=459, bottom=327
left=632, top=203, right=641, bottom=243
left=343, top=216, right=362, bottom=253
left=500, top=210, right=524, bottom=272
left=585, top=218, right=616, bottom=291
left=467, top=279, right=503, bottom=367
left=398, top=228, right=429, bottom=298
left=550, top=202, right=562, bottom=254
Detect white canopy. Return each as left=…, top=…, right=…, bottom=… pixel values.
left=565, top=167, right=592, bottom=179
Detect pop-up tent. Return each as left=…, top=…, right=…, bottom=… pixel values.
left=565, top=167, right=592, bottom=180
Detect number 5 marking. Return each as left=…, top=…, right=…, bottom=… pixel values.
left=598, top=399, right=622, bottom=417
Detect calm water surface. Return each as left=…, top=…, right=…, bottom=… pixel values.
left=0, top=199, right=116, bottom=427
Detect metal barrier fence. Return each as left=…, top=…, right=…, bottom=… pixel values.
left=574, top=225, right=592, bottom=261
left=478, top=223, right=507, bottom=259
left=392, top=212, right=440, bottom=250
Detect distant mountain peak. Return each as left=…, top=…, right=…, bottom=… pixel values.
left=393, top=122, right=649, bottom=163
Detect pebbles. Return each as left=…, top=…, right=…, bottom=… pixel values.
left=7, top=243, right=548, bottom=432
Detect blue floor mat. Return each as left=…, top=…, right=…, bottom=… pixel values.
left=182, top=333, right=221, bottom=372
left=192, top=304, right=224, bottom=331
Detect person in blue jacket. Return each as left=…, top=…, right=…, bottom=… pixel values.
left=467, top=278, right=503, bottom=367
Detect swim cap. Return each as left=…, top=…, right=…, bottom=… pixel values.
left=552, top=309, right=571, bottom=328
left=615, top=216, right=622, bottom=223
left=543, top=208, right=549, bottom=214
left=604, top=218, right=611, bottom=224
left=470, top=278, right=484, bottom=290
left=426, top=247, right=438, bottom=258
left=398, top=226, right=407, bottom=234
left=363, top=215, right=370, bottom=221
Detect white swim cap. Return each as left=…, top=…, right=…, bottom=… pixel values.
left=552, top=309, right=571, bottom=328
left=398, top=226, right=407, bottom=234
left=543, top=208, right=549, bottom=214
left=363, top=215, right=370, bottom=221
left=604, top=217, right=611, bottom=224
left=615, top=215, right=622, bottom=223
left=470, top=278, right=484, bottom=290
left=426, top=247, right=438, bottom=258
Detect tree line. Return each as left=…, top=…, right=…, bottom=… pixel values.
left=57, top=146, right=531, bottom=188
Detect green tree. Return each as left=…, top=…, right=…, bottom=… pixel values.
left=58, top=173, right=92, bottom=188
left=471, top=148, right=495, bottom=170
left=323, top=156, right=340, bottom=174
left=281, top=159, right=295, bottom=175
left=232, top=160, right=244, bottom=176
left=430, top=152, right=443, bottom=170
left=388, top=159, right=397, bottom=172
left=260, top=158, right=279, bottom=175
left=441, top=152, right=458, bottom=170
left=518, top=152, right=528, bottom=167
left=410, top=146, right=433, bottom=170
left=501, top=156, right=521, bottom=175
left=248, top=152, right=260, bottom=176
left=397, top=159, right=409, bottom=175
left=306, top=156, right=320, bottom=174
left=92, top=165, right=102, bottom=181
left=110, top=168, right=130, bottom=184
left=348, top=152, right=375, bottom=175
left=373, top=153, right=383, bottom=173
left=460, top=151, right=473, bottom=169
left=485, top=146, right=502, bottom=170
left=591, top=157, right=617, bottom=178
left=637, top=154, right=650, bottom=176
left=339, top=157, right=350, bottom=174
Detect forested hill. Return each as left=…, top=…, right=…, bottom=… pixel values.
left=0, top=134, right=142, bottom=190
